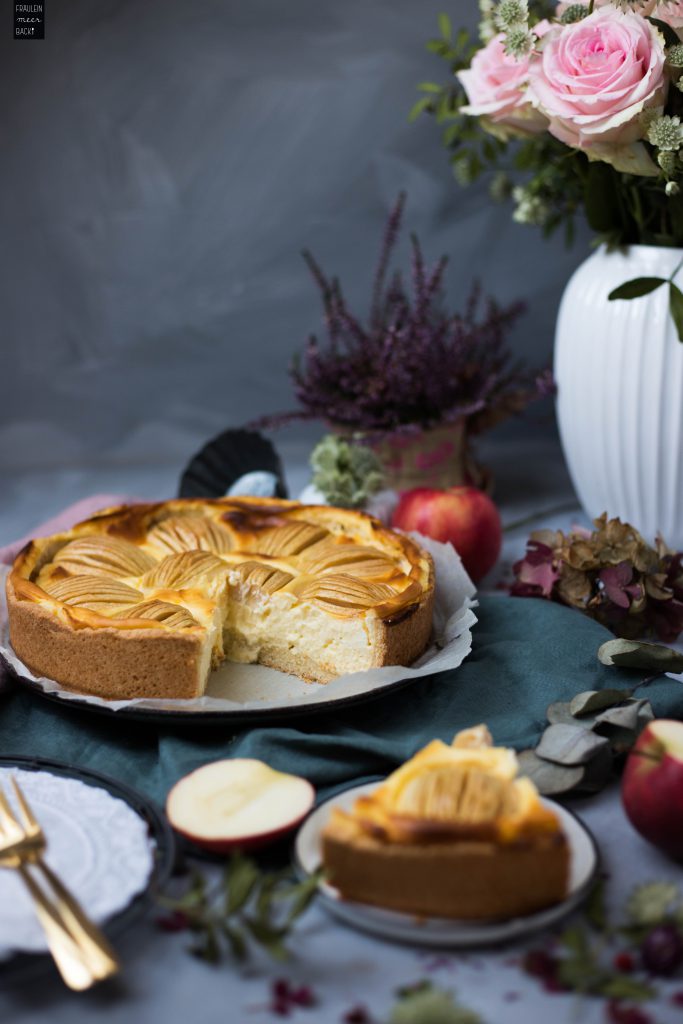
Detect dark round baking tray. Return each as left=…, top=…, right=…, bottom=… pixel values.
left=0, top=755, right=176, bottom=985
left=6, top=662, right=425, bottom=727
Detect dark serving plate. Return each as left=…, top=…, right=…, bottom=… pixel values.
left=0, top=755, right=176, bottom=986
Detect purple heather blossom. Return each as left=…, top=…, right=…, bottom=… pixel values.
left=253, top=194, right=547, bottom=440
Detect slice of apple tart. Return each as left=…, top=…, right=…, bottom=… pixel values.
left=322, top=725, right=570, bottom=920
left=6, top=497, right=434, bottom=700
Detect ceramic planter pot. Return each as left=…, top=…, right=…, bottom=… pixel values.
left=366, top=420, right=469, bottom=492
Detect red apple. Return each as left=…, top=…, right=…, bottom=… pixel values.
left=391, top=485, right=502, bottom=583
left=166, top=759, right=315, bottom=853
left=622, top=720, right=683, bottom=861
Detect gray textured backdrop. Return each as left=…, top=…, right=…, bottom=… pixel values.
left=0, top=0, right=589, bottom=473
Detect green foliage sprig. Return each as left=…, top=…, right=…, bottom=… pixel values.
left=157, top=853, right=322, bottom=964
left=524, top=880, right=683, bottom=1012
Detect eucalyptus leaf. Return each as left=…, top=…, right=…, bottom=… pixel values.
left=569, top=689, right=633, bottom=717
left=547, top=700, right=600, bottom=729
left=536, top=723, right=610, bottom=766
left=594, top=699, right=652, bottom=733
left=595, top=726, right=638, bottom=757
left=598, top=638, right=683, bottom=672
left=517, top=749, right=585, bottom=795
left=670, top=282, right=683, bottom=343
left=608, top=277, right=667, bottom=301
left=578, top=745, right=615, bottom=793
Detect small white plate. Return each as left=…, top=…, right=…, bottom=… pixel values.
left=295, top=782, right=600, bottom=948
left=0, top=768, right=156, bottom=957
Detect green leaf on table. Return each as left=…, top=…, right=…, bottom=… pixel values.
left=517, top=749, right=585, bottom=795
left=417, top=81, right=443, bottom=94
left=600, top=976, right=655, bottom=1001
left=281, top=870, right=324, bottom=927
left=225, top=854, right=260, bottom=914
left=608, top=277, right=667, bottom=301
left=626, top=882, right=682, bottom=926
left=221, top=922, right=247, bottom=961
left=585, top=880, right=608, bottom=933
left=598, top=638, right=683, bottom=672
left=390, top=982, right=482, bottom=1024
left=569, top=688, right=633, bottom=717
left=536, top=723, right=610, bottom=766
left=190, top=923, right=221, bottom=964
left=243, top=916, right=288, bottom=961
left=670, top=282, right=683, bottom=343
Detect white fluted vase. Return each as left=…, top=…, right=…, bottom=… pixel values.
left=555, top=244, right=683, bottom=547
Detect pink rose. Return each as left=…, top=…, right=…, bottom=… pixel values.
left=529, top=8, right=667, bottom=149
left=457, top=33, right=547, bottom=136
left=657, top=1, right=683, bottom=32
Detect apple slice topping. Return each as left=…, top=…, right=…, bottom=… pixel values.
left=166, top=759, right=315, bottom=852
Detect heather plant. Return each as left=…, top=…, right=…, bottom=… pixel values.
left=257, top=194, right=549, bottom=445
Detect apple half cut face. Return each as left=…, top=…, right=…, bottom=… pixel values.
left=166, top=759, right=316, bottom=853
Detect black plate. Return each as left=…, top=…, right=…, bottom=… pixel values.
left=0, top=755, right=176, bottom=985
left=7, top=665, right=421, bottom=726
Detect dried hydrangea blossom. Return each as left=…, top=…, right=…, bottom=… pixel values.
left=511, top=514, right=683, bottom=641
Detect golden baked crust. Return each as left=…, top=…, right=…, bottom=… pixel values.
left=7, top=497, right=435, bottom=700
left=321, top=727, right=570, bottom=920
left=322, top=815, right=569, bottom=920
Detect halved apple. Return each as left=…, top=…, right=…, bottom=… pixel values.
left=166, top=759, right=315, bottom=853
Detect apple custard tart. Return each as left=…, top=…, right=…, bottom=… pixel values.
left=6, top=497, right=434, bottom=700
left=322, top=725, right=569, bottom=920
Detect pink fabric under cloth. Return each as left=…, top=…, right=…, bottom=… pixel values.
left=0, top=494, right=138, bottom=565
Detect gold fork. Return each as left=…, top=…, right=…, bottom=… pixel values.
left=0, top=777, right=120, bottom=989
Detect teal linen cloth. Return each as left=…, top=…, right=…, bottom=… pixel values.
left=1, top=596, right=682, bottom=806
